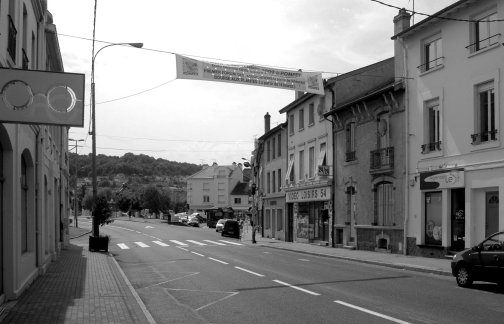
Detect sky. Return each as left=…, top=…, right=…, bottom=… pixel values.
left=49, top=0, right=458, bottom=166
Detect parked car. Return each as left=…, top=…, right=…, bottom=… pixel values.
left=451, top=231, right=504, bottom=288
left=187, top=217, right=200, bottom=227
left=215, top=219, right=228, bottom=232
left=221, top=219, right=240, bottom=239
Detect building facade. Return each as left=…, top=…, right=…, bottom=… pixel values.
left=187, top=163, right=246, bottom=215
left=255, top=114, right=288, bottom=241
left=279, top=90, right=333, bottom=245
left=393, top=0, right=504, bottom=257
left=0, top=0, right=70, bottom=303
left=325, top=58, right=406, bottom=253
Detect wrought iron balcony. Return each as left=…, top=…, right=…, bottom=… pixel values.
left=471, top=129, right=498, bottom=144
left=417, top=56, right=444, bottom=73
left=421, top=141, right=442, bottom=154
left=369, top=147, right=394, bottom=173
left=466, top=33, right=501, bottom=53
left=8, top=15, right=17, bottom=62
left=345, top=151, right=356, bottom=162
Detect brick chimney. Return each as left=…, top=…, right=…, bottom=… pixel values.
left=264, top=112, right=271, bottom=133
left=393, top=8, right=411, bottom=88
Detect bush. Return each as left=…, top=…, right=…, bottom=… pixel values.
left=93, top=195, right=113, bottom=226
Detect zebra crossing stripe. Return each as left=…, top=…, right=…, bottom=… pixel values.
left=135, top=242, right=149, bottom=248
left=117, top=243, right=130, bottom=249
left=153, top=241, right=169, bottom=247
left=170, top=240, right=188, bottom=246
left=203, top=240, right=226, bottom=246
left=219, top=240, right=243, bottom=246
left=186, top=240, right=207, bottom=246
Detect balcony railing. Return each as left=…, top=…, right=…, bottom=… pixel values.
left=370, top=147, right=394, bottom=172
left=8, top=15, right=17, bottom=62
left=471, top=129, right=498, bottom=144
left=417, top=56, right=444, bottom=73
left=421, top=141, right=442, bottom=154
left=466, top=33, right=501, bottom=53
left=22, top=49, right=29, bottom=69
left=345, top=151, right=356, bottom=162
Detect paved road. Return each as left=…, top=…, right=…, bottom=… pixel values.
left=84, top=218, right=504, bottom=324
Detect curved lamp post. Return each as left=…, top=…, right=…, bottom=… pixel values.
left=91, top=42, right=143, bottom=238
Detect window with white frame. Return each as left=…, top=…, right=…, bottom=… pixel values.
left=286, top=153, right=295, bottom=183
left=234, top=197, right=241, bottom=204
left=267, top=172, right=271, bottom=194
left=299, top=109, right=304, bottom=130
left=299, top=150, right=304, bottom=181
left=469, top=10, right=499, bottom=53
left=420, top=34, right=443, bottom=72
left=277, top=133, right=282, bottom=157
left=422, top=99, right=441, bottom=153
left=277, top=169, right=282, bottom=191
left=203, top=195, right=210, bottom=203
left=309, top=103, right=315, bottom=125
left=472, top=81, right=497, bottom=144
left=308, top=146, right=315, bottom=178
left=272, top=170, right=276, bottom=193
left=345, top=122, right=356, bottom=162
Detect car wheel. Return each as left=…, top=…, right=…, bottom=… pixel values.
left=455, top=265, right=473, bottom=287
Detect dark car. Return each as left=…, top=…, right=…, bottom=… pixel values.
left=451, top=231, right=504, bottom=288
left=221, top=219, right=240, bottom=239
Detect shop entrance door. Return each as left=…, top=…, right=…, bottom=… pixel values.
left=451, top=188, right=465, bottom=251
left=485, top=191, right=499, bottom=237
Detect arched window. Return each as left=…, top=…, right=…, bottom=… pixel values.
left=21, top=155, right=28, bottom=252
left=374, top=181, right=394, bottom=226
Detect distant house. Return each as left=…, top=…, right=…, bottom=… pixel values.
left=186, top=162, right=247, bottom=215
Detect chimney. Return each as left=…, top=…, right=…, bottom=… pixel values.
left=393, top=8, right=411, bottom=89
left=393, top=8, right=411, bottom=35
left=264, top=112, right=271, bottom=133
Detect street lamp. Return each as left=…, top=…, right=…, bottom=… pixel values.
left=69, top=138, right=84, bottom=227
left=91, top=42, right=143, bottom=239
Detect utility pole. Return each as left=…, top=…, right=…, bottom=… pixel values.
left=69, top=138, right=84, bottom=227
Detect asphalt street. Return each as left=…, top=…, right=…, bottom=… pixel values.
left=78, top=217, right=504, bottom=324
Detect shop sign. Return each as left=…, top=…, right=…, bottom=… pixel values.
left=286, top=186, right=331, bottom=203
left=420, top=168, right=464, bottom=190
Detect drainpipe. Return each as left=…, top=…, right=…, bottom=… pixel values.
left=325, top=85, right=337, bottom=247
left=401, top=37, right=410, bottom=256
left=34, top=126, right=41, bottom=267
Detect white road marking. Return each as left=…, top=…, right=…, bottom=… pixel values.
left=263, top=252, right=272, bottom=254
left=153, top=241, right=169, bottom=247
left=145, top=226, right=154, bottom=229
left=170, top=240, right=188, bottom=246
left=203, top=240, right=226, bottom=245
left=235, top=266, right=264, bottom=277
left=186, top=240, right=207, bottom=246
left=219, top=240, right=243, bottom=246
left=191, top=251, right=205, bottom=256
left=177, top=247, right=189, bottom=251
left=208, top=257, right=228, bottom=264
left=117, top=243, right=129, bottom=249
left=334, top=301, right=411, bottom=324
left=135, top=242, right=149, bottom=248
left=136, top=231, right=142, bottom=233
left=299, top=259, right=310, bottom=262
left=273, top=280, right=320, bottom=296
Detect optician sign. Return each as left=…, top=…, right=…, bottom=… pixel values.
left=420, top=168, right=464, bottom=190
left=176, top=54, right=324, bottom=95
left=286, top=186, right=331, bottom=203
left=0, top=68, right=85, bottom=127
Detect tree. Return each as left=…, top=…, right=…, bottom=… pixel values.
left=141, top=186, right=165, bottom=214
left=82, top=192, right=93, bottom=211
left=116, top=195, right=132, bottom=212
left=93, top=194, right=113, bottom=227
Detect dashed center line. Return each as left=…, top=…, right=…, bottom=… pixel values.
left=273, top=280, right=320, bottom=296
left=191, top=251, right=205, bottom=257
left=334, top=301, right=411, bottom=324
left=235, top=266, right=264, bottom=277
left=208, top=257, right=228, bottom=264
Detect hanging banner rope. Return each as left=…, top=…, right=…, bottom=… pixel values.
left=175, top=54, right=324, bottom=95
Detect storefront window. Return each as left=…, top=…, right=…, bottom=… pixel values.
left=425, top=191, right=442, bottom=245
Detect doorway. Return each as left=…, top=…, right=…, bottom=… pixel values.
left=287, top=204, right=293, bottom=242
left=485, top=191, right=499, bottom=237
left=450, top=188, right=465, bottom=251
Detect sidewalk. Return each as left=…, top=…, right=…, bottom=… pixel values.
left=239, top=224, right=453, bottom=277
left=0, top=224, right=155, bottom=324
